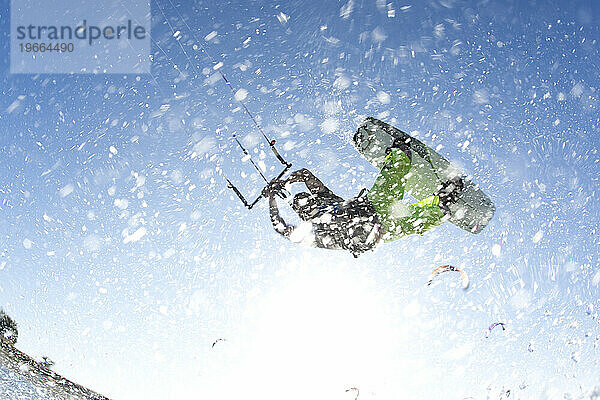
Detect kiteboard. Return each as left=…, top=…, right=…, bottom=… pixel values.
left=353, top=117, right=495, bottom=234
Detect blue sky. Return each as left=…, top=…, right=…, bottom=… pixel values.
left=1, top=0, right=600, bottom=399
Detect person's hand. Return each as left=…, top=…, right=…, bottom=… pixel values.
left=270, top=180, right=286, bottom=197
left=261, top=184, right=272, bottom=198
left=262, top=179, right=285, bottom=197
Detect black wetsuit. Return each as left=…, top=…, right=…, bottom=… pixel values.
left=268, top=171, right=382, bottom=257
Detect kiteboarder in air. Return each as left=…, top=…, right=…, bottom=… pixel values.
left=260, top=117, right=494, bottom=257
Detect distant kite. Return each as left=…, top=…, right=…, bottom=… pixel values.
left=486, top=322, right=506, bottom=337
left=427, top=265, right=469, bottom=290
left=212, top=338, right=226, bottom=348
left=346, top=387, right=359, bottom=400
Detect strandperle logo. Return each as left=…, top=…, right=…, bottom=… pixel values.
left=10, top=0, right=150, bottom=74
left=15, top=20, right=147, bottom=46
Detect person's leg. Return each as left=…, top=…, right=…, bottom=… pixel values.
left=367, top=149, right=446, bottom=242
left=367, top=148, right=411, bottom=213
left=381, top=195, right=445, bottom=242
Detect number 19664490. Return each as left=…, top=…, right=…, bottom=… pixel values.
left=19, top=42, right=74, bottom=52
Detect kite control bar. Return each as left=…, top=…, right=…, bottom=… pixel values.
left=225, top=134, right=292, bottom=210
left=226, top=161, right=291, bottom=209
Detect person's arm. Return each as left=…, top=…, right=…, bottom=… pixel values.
left=265, top=181, right=346, bottom=251
left=284, top=168, right=329, bottom=195
left=267, top=191, right=295, bottom=238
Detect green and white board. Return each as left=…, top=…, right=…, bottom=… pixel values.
left=353, top=117, right=495, bottom=234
